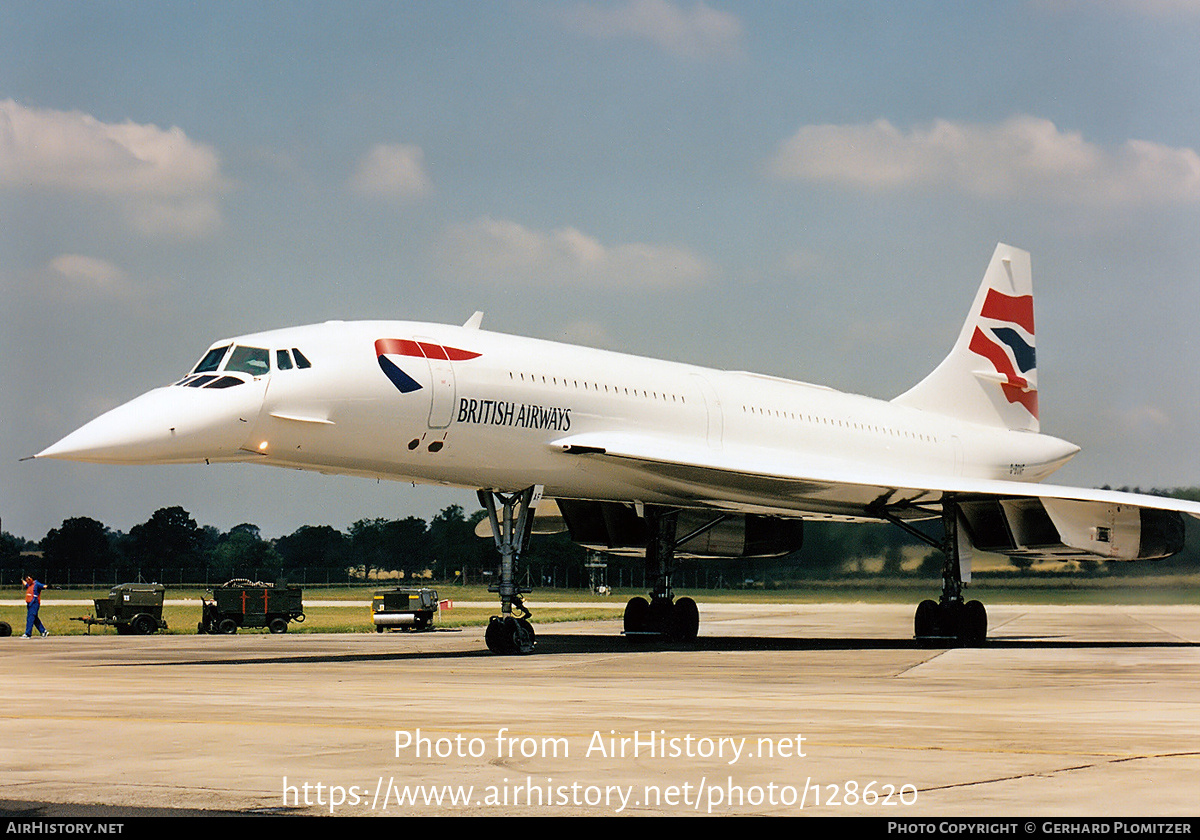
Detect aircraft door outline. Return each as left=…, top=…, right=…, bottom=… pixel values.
left=417, top=336, right=456, bottom=429
left=690, top=374, right=724, bottom=448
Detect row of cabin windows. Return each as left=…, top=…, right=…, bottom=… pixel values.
left=507, top=371, right=685, bottom=404
left=496, top=369, right=935, bottom=442
left=741, top=404, right=937, bottom=443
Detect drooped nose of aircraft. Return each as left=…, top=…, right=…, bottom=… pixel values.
left=36, top=383, right=265, bottom=465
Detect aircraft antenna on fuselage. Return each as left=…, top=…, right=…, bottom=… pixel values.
left=463, top=311, right=484, bottom=330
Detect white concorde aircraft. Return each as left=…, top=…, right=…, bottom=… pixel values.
left=36, top=244, right=1200, bottom=653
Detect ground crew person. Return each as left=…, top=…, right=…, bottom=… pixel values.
left=22, top=575, right=49, bottom=638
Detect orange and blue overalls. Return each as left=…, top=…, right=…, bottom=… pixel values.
left=24, top=579, right=45, bottom=636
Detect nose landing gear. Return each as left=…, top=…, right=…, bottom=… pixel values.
left=478, top=486, right=541, bottom=655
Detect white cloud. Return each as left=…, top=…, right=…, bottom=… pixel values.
left=33, top=253, right=170, bottom=316
left=348, top=143, right=432, bottom=201
left=442, top=216, right=714, bottom=290
left=0, top=99, right=230, bottom=237
left=766, top=116, right=1200, bottom=206
left=47, top=254, right=131, bottom=295
left=562, top=0, right=743, bottom=59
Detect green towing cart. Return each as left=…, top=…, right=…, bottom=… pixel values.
left=72, top=583, right=167, bottom=635
left=198, top=579, right=304, bottom=634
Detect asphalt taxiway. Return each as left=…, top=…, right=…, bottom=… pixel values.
left=1, top=602, right=1198, bottom=817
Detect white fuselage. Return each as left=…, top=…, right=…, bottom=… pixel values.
left=40, top=319, right=1081, bottom=521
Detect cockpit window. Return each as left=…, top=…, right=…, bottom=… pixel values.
left=182, top=343, right=307, bottom=383
left=173, top=372, right=246, bottom=389
left=225, top=345, right=270, bottom=376
left=192, top=345, right=230, bottom=374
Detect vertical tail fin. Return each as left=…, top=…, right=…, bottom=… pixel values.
left=893, top=243, right=1039, bottom=432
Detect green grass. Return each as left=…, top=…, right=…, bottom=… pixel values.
left=5, top=576, right=1198, bottom=636
left=0, top=590, right=624, bottom=636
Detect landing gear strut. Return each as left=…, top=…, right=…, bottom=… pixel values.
left=478, top=486, right=541, bottom=655
left=880, top=500, right=987, bottom=645
left=622, top=507, right=701, bottom=641
left=914, top=502, right=987, bottom=644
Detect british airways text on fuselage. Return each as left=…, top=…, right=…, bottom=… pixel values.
left=455, top=398, right=572, bottom=432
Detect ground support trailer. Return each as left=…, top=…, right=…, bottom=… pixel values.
left=71, top=583, right=167, bottom=635
left=372, top=587, right=439, bottom=631
left=198, top=580, right=304, bottom=634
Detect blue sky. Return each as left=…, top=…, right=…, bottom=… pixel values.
left=3, top=1, right=1199, bottom=540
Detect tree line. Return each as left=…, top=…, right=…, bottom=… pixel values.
left=3, top=486, right=1198, bottom=587
left=2, top=505, right=584, bottom=587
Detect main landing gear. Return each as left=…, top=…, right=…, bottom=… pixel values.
left=622, top=507, right=701, bottom=642
left=881, top=500, right=987, bottom=645
left=478, top=486, right=540, bottom=655
left=915, top=502, right=987, bottom=644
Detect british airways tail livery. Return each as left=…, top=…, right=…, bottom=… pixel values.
left=36, top=244, right=1200, bottom=654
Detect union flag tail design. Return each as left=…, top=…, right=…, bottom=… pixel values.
left=893, top=243, right=1039, bottom=433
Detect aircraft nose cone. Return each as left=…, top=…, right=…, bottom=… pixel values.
left=37, top=385, right=262, bottom=464
left=37, top=398, right=164, bottom=463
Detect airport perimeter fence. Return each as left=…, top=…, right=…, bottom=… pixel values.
left=1, top=563, right=751, bottom=591
left=4, top=566, right=382, bottom=589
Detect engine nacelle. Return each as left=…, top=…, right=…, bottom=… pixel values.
left=556, top=500, right=804, bottom=558
left=958, top=497, right=1185, bottom=561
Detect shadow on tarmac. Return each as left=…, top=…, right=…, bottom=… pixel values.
left=0, top=799, right=289, bottom=817
left=109, top=631, right=1200, bottom=668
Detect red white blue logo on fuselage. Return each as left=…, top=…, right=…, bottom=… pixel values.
left=374, top=339, right=480, bottom=394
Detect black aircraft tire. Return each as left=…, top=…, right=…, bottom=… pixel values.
left=914, top=599, right=939, bottom=638
left=623, top=597, right=650, bottom=634
left=647, top=598, right=674, bottom=635
left=514, top=618, right=536, bottom=654
left=0, top=621, right=11, bottom=637
left=485, top=616, right=536, bottom=655
left=960, top=600, right=987, bottom=645
left=485, top=616, right=510, bottom=653
left=672, top=597, right=700, bottom=641
left=940, top=601, right=964, bottom=638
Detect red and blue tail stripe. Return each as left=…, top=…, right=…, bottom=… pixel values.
left=970, top=289, right=1038, bottom=418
